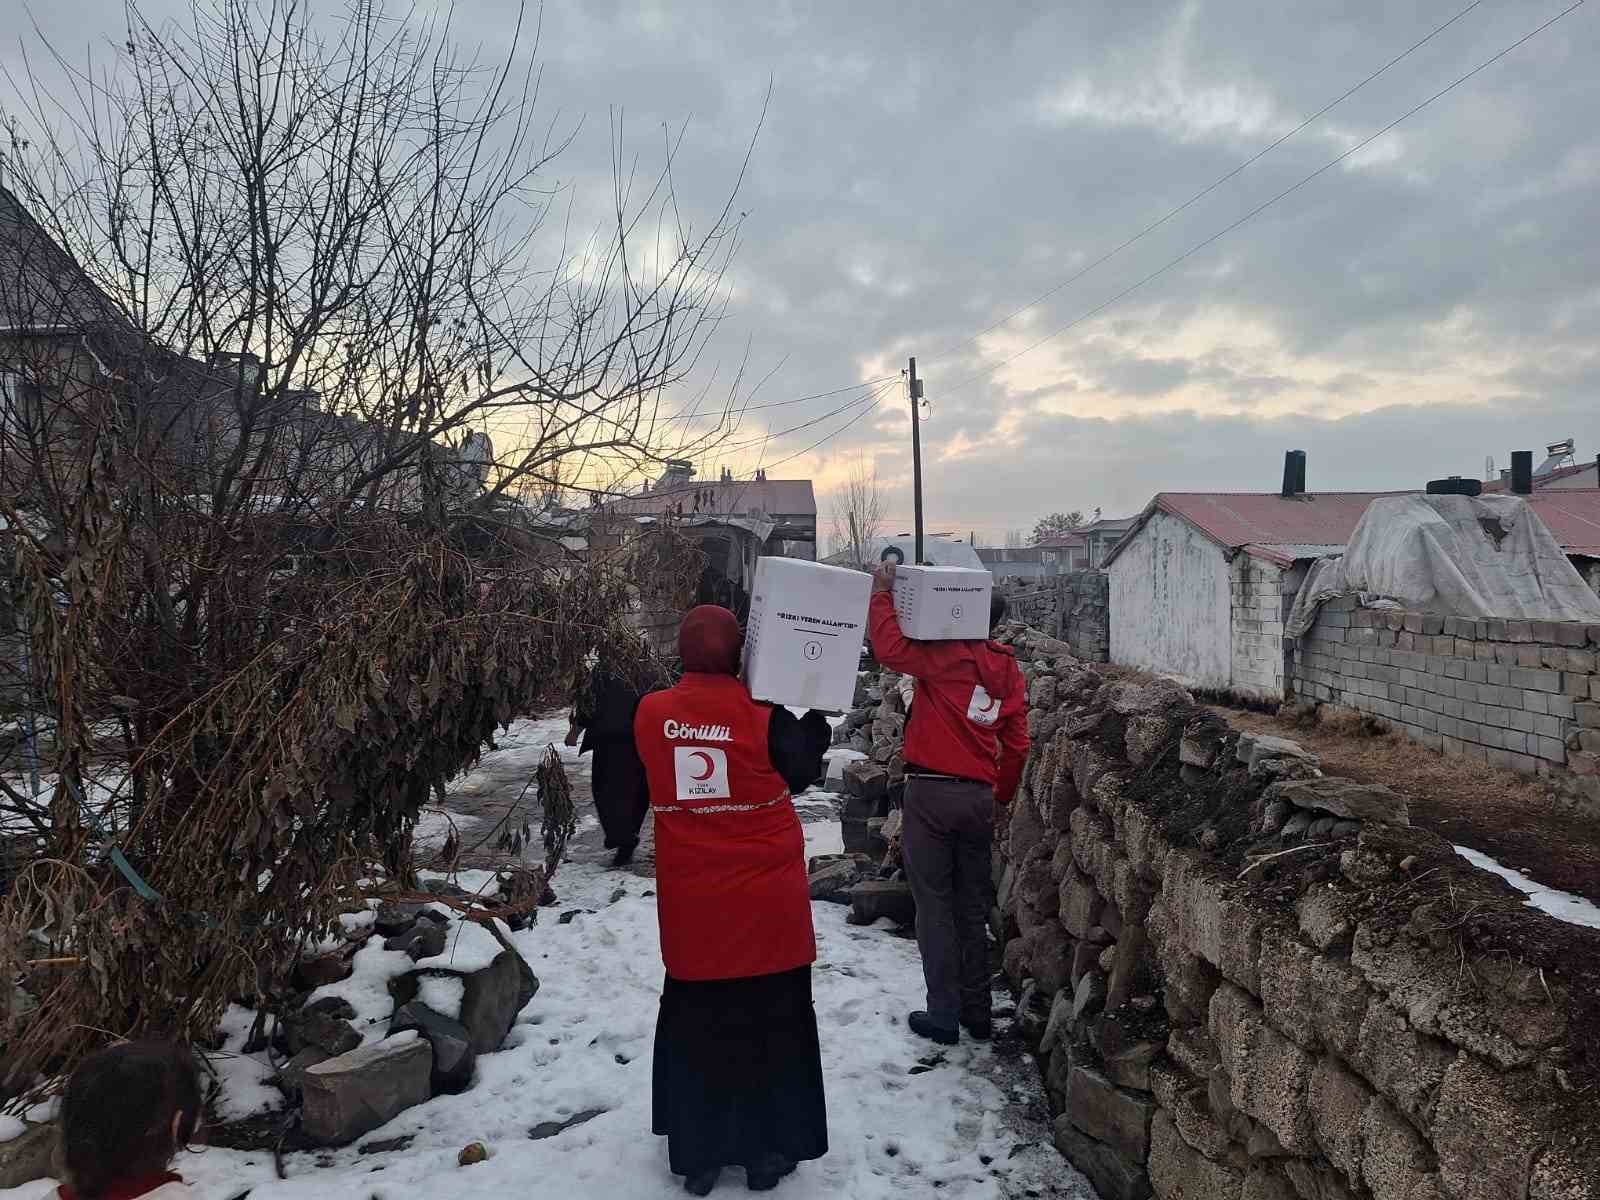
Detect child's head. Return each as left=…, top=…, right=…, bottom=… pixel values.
left=60, top=1040, right=202, bottom=1197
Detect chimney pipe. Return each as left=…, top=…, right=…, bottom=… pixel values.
left=1511, top=451, right=1534, bottom=495
left=1281, top=450, right=1307, bottom=498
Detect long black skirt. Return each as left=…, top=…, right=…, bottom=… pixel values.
left=590, top=738, right=650, bottom=850
left=652, top=966, right=829, bottom=1178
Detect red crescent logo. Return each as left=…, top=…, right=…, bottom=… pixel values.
left=690, top=751, right=716, bottom=781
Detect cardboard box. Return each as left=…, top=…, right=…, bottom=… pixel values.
left=892, top=565, right=994, bottom=641
left=742, top=557, right=872, bottom=713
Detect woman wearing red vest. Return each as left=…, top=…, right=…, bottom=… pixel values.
left=634, top=605, right=831, bottom=1196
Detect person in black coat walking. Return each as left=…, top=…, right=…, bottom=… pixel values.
left=567, top=656, right=660, bottom=867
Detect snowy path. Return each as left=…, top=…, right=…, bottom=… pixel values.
left=4, top=716, right=1087, bottom=1200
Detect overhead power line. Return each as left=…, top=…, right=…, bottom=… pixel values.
left=922, top=0, right=1489, bottom=368
left=654, top=373, right=899, bottom=425
left=708, top=378, right=897, bottom=456
left=933, top=0, right=1586, bottom=401
left=754, top=387, right=897, bottom=473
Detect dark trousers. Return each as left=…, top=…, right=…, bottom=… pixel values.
left=901, top=776, right=995, bottom=1025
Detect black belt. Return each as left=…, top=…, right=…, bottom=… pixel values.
left=904, top=766, right=987, bottom=789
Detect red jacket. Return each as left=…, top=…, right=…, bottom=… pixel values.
left=634, top=672, right=816, bottom=981
left=868, top=592, right=1030, bottom=803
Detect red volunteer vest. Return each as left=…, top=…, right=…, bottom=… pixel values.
left=634, top=673, right=817, bottom=981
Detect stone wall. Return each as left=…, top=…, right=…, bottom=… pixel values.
left=993, top=628, right=1598, bottom=1200
left=1057, top=570, right=1111, bottom=664
left=1289, top=597, right=1600, bottom=806
left=1003, top=572, right=1111, bottom=664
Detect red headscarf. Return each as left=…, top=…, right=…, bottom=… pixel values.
left=679, top=605, right=740, bottom=675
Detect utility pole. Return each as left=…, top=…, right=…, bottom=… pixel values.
left=908, top=357, right=925, bottom=565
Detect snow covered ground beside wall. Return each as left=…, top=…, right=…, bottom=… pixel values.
left=3, top=715, right=1087, bottom=1200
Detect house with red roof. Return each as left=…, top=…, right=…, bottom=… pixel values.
left=1101, top=461, right=1600, bottom=703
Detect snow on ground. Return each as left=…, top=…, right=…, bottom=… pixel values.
left=209, top=1007, right=286, bottom=1124
left=4, top=714, right=1087, bottom=1200
left=1454, top=844, right=1600, bottom=930
left=412, top=808, right=482, bottom=847
left=444, top=716, right=584, bottom=794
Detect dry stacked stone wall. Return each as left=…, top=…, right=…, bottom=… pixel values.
left=1058, top=570, right=1112, bottom=664
left=993, top=627, right=1598, bottom=1200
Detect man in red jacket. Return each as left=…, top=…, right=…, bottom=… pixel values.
left=869, top=563, right=1030, bottom=1045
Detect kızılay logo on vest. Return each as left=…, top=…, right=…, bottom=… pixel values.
left=673, top=746, right=732, bottom=801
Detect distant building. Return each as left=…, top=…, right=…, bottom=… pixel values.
left=1483, top=439, right=1599, bottom=492
left=1080, top=515, right=1137, bottom=568
left=976, top=546, right=1059, bottom=584
left=1034, top=532, right=1090, bottom=570
left=609, top=463, right=817, bottom=560
left=606, top=463, right=818, bottom=632
left=1030, top=514, right=1135, bottom=569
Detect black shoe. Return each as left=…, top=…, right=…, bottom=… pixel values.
left=685, top=1168, right=721, bottom=1196
left=908, top=1010, right=959, bottom=1045
left=612, top=841, right=638, bottom=868
left=746, top=1154, right=796, bottom=1191
left=960, top=1012, right=993, bottom=1041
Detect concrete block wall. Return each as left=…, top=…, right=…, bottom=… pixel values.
left=1228, top=556, right=1289, bottom=701
left=1291, top=596, right=1600, bottom=789
left=990, top=627, right=1596, bottom=1200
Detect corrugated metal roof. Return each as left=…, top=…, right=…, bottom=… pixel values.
left=1526, top=491, right=1600, bottom=557
left=608, top=478, right=816, bottom=518
left=1243, top=543, right=1348, bottom=566
left=1109, top=492, right=1403, bottom=566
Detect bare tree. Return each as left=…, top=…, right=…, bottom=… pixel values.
left=828, top=452, right=883, bottom=568
left=0, top=0, right=746, bottom=1098
left=1005, top=529, right=1025, bottom=548
left=5, top=0, right=750, bottom=517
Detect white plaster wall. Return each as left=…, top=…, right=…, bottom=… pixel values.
left=1108, top=511, right=1231, bottom=691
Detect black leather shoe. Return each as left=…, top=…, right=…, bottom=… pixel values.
left=908, top=1010, right=959, bottom=1045
left=685, top=1168, right=721, bottom=1196
left=960, top=1012, right=993, bottom=1041
left=745, top=1154, right=796, bottom=1191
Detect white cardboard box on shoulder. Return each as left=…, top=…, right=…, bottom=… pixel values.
left=742, top=556, right=872, bottom=713
left=892, top=565, right=994, bottom=641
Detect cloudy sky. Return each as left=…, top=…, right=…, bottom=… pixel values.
left=5, top=0, right=1598, bottom=543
